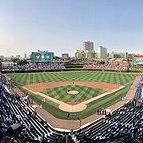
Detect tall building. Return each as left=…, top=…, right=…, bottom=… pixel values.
left=82, top=41, right=94, bottom=52
left=97, top=46, right=107, bottom=59
left=75, top=41, right=96, bottom=59
left=62, top=53, right=69, bottom=59
left=110, top=52, right=128, bottom=59
left=77, top=41, right=95, bottom=59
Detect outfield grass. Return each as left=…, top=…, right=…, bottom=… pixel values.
left=8, top=71, right=135, bottom=86
left=43, top=85, right=104, bottom=102
left=7, top=71, right=136, bottom=120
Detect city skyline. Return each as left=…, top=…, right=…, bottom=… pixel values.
left=0, top=0, right=143, bottom=57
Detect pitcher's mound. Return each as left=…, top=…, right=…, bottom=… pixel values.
left=59, top=103, right=87, bottom=112
left=67, top=90, right=79, bottom=95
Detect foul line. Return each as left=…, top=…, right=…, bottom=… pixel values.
left=83, top=85, right=125, bottom=104
left=23, top=85, right=124, bottom=107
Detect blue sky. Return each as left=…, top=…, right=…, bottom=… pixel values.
left=0, top=0, right=143, bottom=57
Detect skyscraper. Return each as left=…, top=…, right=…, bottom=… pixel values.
left=97, top=46, right=107, bottom=59
left=82, top=41, right=94, bottom=52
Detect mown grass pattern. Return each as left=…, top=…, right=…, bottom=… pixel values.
left=8, top=71, right=135, bottom=86
left=8, top=71, right=136, bottom=119
left=19, top=84, right=131, bottom=120
left=43, top=85, right=104, bottom=102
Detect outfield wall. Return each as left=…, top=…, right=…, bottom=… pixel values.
left=2, top=67, right=141, bottom=74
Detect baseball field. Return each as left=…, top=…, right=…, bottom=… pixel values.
left=8, top=71, right=136, bottom=120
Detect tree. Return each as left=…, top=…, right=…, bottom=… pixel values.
left=17, top=59, right=28, bottom=65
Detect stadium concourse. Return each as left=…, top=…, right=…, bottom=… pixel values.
left=1, top=71, right=143, bottom=143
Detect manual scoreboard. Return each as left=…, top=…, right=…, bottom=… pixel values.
left=31, top=51, right=54, bottom=63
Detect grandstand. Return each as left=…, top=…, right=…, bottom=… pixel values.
left=1, top=59, right=131, bottom=72
left=0, top=72, right=73, bottom=143
left=83, top=60, right=130, bottom=72
left=0, top=53, right=142, bottom=143
left=2, top=63, right=65, bottom=72
left=1, top=69, right=143, bottom=142
left=1, top=0, right=143, bottom=142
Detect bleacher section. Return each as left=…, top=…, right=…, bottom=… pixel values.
left=76, top=100, right=143, bottom=142
left=0, top=73, right=73, bottom=143
left=0, top=72, right=143, bottom=143
left=2, top=63, right=65, bottom=72
left=83, top=61, right=130, bottom=71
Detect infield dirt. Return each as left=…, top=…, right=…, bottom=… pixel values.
left=24, top=81, right=123, bottom=112
left=25, top=81, right=120, bottom=92
left=11, top=75, right=139, bottom=130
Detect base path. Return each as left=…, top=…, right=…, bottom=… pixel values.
left=37, top=92, right=87, bottom=112
left=25, top=81, right=120, bottom=92
left=11, top=75, right=140, bottom=130
left=23, top=84, right=124, bottom=112
left=23, top=87, right=87, bottom=112
left=83, top=85, right=124, bottom=104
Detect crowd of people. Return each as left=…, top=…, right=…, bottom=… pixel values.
left=2, top=59, right=132, bottom=72
left=83, top=60, right=130, bottom=71
left=76, top=101, right=143, bottom=142
left=2, top=63, right=66, bottom=72
left=75, top=80, right=143, bottom=143
left=1, top=72, right=143, bottom=143
left=0, top=73, right=74, bottom=143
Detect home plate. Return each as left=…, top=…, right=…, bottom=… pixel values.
left=59, top=103, right=87, bottom=112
